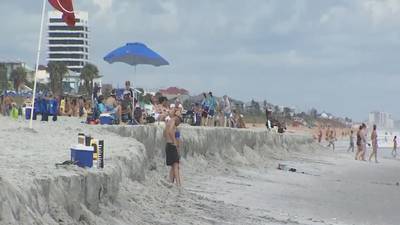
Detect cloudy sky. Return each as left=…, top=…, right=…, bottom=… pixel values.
left=1, top=0, right=400, bottom=120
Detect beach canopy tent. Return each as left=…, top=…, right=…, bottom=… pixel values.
left=2, top=90, right=33, bottom=98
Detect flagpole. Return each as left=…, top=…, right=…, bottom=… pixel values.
left=29, top=0, right=47, bottom=129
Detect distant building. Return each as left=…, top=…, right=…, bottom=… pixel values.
left=36, top=65, right=81, bottom=94
left=47, top=11, right=89, bottom=74
left=0, top=61, right=34, bottom=81
left=369, top=111, right=394, bottom=129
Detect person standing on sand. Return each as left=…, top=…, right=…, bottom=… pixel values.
left=392, top=136, right=397, bottom=158
left=355, top=125, right=362, bottom=160
left=361, top=124, right=368, bottom=161
left=347, top=130, right=355, bottom=152
left=327, top=130, right=336, bottom=151
left=222, top=95, right=231, bottom=127
left=207, top=92, right=217, bottom=127
left=164, top=115, right=182, bottom=187
left=325, top=125, right=331, bottom=143
left=356, top=123, right=367, bottom=161
left=318, top=127, right=323, bottom=143
left=201, top=93, right=209, bottom=126
left=369, top=125, right=378, bottom=163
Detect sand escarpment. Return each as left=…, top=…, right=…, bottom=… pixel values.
left=107, top=125, right=317, bottom=170
left=0, top=117, right=316, bottom=225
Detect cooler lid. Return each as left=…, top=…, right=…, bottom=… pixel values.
left=71, top=144, right=94, bottom=151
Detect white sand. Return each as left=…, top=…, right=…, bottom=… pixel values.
left=0, top=116, right=399, bottom=225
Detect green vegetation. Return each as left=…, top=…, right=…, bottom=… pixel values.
left=10, top=66, right=27, bottom=93
left=80, top=63, right=100, bottom=97
left=47, top=62, right=68, bottom=96
left=0, top=64, right=7, bottom=92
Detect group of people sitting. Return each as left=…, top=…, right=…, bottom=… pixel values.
left=59, top=96, right=92, bottom=118
left=1, top=82, right=248, bottom=129
left=92, top=88, right=185, bottom=125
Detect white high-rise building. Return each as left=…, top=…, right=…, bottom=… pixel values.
left=369, top=111, right=394, bottom=129
left=47, top=11, right=89, bottom=74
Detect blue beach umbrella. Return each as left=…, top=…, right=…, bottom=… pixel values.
left=104, top=42, right=169, bottom=67
left=103, top=42, right=169, bottom=106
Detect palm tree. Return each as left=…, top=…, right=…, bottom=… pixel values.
left=10, top=66, right=27, bottom=93
left=47, top=62, right=68, bottom=96
left=0, top=64, right=8, bottom=92
left=80, top=63, right=99, bottom=97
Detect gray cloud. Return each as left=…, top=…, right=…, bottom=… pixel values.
left=1, top=0, right=400, bottom=120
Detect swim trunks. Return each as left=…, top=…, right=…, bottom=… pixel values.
left=165, top=143, right=179, bottom=166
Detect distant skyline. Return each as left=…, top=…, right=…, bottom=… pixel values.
left=1, top=0, right=400, bottom=121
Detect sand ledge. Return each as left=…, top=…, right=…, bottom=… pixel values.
left=0, top=118, right=317, bottom=224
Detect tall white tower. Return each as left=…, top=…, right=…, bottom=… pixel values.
left=47, top=11, right=89, bottom=74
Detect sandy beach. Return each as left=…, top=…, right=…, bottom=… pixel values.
left=1, top=117, right=400, bottom=225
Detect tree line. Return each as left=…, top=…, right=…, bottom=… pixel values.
left=0, top=62, right=99, bottom=96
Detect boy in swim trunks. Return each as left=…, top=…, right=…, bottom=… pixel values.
left=164, top=115, right=182, bottom=186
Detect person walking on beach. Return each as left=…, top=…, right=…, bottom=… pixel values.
left=356, top=123, right=367, bottom=161
left=348, top=130, right=355, bottom=152
left=325, top=125, right=331, bottom=142
left=318, top=127, right=323, bottom=143
left=392, top=136, right=397, bottom=158
left=327, top=130, right=336, bottom=151
left=369, top=125, right=378, bottom=163
left=164, top=115, right=182, bottom=187
left=355, top=125, right=362, bottom=160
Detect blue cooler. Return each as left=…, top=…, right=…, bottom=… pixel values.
left=71, top=145, right=94, bottom=168
left=99, top=114, right=113, bottom=125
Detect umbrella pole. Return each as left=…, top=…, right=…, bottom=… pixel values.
left=133, top=65, right=137, bottom=119
left=134, top=65, right=137, bottom=82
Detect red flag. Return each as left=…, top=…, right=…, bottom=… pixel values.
left=48, top=0, right=76, bottom=27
